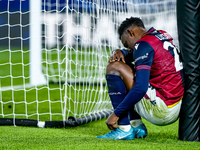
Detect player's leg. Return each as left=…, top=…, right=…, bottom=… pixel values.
left=99, top=61, right=146, bottom=139
left=106, top=61, right=135, bottom=91
left=107, top=61, right=147, bottom=138
left=107, top=62, right=134, bottom=136
left=97, top=61, right=135, bottom=140
left=110, top=61, right=148, bottom=138
left=106, top=61, right=136, bottom=127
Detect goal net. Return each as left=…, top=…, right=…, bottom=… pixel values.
left=0, top=0, right=177, bottom=127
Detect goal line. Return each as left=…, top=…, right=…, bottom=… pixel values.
left=0, top=109, right=113, bottom=128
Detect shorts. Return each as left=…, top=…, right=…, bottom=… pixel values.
left=134, top=84, right=182, bottom=126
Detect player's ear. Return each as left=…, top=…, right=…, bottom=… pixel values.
left=127, top=29, right=134, bottom=37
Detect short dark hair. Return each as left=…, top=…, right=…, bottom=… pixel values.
left=118, top=17, right=145, bottom=39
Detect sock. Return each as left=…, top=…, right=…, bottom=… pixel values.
left=130, top=119, right=143, bottom=128
left=128, top=107, right=141, bottom=120
left=106, top=74, right=130, bottom=125
left=118, top=125, right=131, bottom=132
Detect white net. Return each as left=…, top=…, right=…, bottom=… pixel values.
left=0, top=0, right=177, bottom=123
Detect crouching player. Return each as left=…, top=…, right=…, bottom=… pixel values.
left=96, top=17, right=184, bottom=140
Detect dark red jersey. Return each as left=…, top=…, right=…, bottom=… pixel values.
left=134, top=27, right=184, bottom=107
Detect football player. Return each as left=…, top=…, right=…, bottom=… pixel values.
left=97, top=17, right=184, bottom=140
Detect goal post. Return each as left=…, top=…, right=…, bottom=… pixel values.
left=30, top=0, right=46, bottom=86
left=177, top=0, right=200, bottom=141
left=0, top=0, right=178, bottom=127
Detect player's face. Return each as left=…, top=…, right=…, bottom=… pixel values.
left=120, top=27, right=140, bottom=50
left=121, top=32, right=134, bottom=50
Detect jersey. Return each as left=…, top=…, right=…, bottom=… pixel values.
left=134, top=27, right=184, bottom=107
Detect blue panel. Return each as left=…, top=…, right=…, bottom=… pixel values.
left=0, top=0, right=29, bottom=12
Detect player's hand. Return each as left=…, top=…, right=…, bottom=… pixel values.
left=109, top=49, right=125, bottom=63
left=106, top=112, right=119, bottom=130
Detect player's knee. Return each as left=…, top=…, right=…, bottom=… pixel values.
left=106, top=62, right=121, bottom=76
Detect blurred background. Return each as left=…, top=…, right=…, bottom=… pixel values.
left=0, top=0, right=177, bottom=49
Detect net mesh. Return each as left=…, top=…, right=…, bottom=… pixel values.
left=0, top=0, right=177, bottom=122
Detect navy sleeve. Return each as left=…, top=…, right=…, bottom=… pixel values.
left=114, top=69, right=150, bottom=116
left=114, top=41, right=155, bottom=117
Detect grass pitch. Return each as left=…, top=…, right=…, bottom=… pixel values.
left=0, top=119, right=200, bottom=150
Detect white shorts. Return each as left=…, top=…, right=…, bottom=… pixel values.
left=134, top=84, right=182, bottom=126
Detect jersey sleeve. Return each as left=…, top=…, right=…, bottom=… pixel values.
left=114, top=41, right=155, bottom=117
left=134, top=41, right=154, bottom=68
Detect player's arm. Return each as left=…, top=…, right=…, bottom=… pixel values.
left=114, top=42, right=155, bottom=118
left=114, top=68, right=150, bottom=116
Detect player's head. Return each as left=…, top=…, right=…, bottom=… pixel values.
left=118, top=17, right=146, bottom=50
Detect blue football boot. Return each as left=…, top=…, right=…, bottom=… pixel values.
left=133, top=123, right=148, bottom=138
left=96, top=127, right=135, bottom=140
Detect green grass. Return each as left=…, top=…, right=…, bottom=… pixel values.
left=0, top=119, right=199, bottom=150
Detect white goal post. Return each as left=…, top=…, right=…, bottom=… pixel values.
left=30, top=0, right=46, bottom=86
left=0, top=0, right=178, bottom=127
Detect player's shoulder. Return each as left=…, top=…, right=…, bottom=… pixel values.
left=134, top=41, right=154, bottom=54
left=133, top=41, right=155, bottom=64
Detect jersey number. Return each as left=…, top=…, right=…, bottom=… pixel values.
left=163, top=41, right=183, bottom=72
